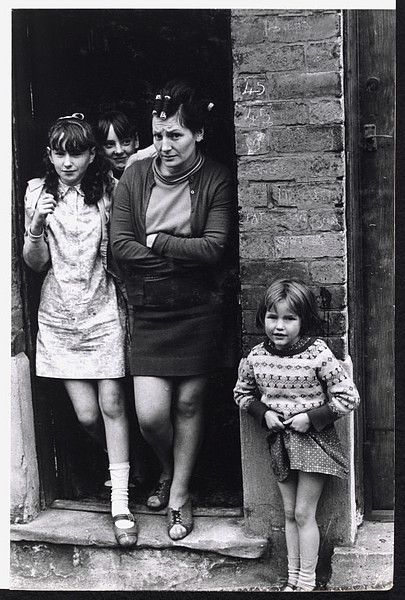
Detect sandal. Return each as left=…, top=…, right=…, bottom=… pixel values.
left=281, top=584, right=297, bottom=592
left=112, top=512, right=138, bottom=547
left=167, top=497, right=193, bottom=541
left=146, top=478, right=172, bottom=510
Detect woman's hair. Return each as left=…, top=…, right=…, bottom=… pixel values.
left=152, top=78, right=214, bottom=134
left=96, top=111, right=138, bottom=145
left=256, top=278, right=322, bottom=336
left=43, top=114, right=114, bottom=205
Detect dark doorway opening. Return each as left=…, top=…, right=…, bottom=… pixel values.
left=13, top=9, right=242, bottom=510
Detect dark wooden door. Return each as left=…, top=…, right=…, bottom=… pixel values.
left=347, top=10, right=395, bottom=517
left=12, top=9, right=242, bottom=510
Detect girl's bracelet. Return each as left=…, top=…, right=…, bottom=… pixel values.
left=29, top=226, right=44, bottom=238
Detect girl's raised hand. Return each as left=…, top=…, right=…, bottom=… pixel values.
left=31, top=193, right=57, bottom=234
left=264, top=410, right=285, bottom=432
left=283, top=412, right=310, bottom=433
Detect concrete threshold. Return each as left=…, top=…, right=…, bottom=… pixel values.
left=11, top=507, right=269, bottom=559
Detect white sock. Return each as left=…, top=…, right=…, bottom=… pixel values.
left=287, top=555, right=300, bottom=588
left=109, top=461, right=130, bottom=518
left=297, top=554, right=318, bottom=591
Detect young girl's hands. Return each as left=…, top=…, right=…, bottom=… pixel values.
left=283, top=412, right=311, bottom=433
left=31, top=194, right=56, bottom=234
left=264, top=410, right=285, bottom=432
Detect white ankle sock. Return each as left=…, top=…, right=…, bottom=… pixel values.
left=287, top=555, right=300, bottom=587
left=297, top=555, right=318, bottom=591
left=109, top=461, right=130, bottom=517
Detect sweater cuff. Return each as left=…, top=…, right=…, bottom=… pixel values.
left=247, top=399, right=269, bottom=428
left=307, top=404, right=337, bottom=431
left=146, top=233, right=158, bottom=248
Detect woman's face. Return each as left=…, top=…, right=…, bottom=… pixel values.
left=102, top=124, right=138, bottom=172
left=48, top=143, right=95, bottom=187
left=152, top=112, right=203, bottom=174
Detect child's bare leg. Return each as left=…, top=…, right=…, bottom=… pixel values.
left=295, top=471, right=326, bottom=591
left=277, top=472, right=299, bottom=590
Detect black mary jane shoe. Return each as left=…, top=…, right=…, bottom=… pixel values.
left=112, top=512, right=138, bottom=547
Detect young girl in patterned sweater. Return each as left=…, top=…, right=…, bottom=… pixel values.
left=234, top=279, right=360, bottom=592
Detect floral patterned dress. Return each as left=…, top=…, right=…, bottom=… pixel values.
left=34, top=183, right=125, bottom=379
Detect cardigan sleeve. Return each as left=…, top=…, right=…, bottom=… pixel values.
left=233, top=356, right=269, bottom=427
left=307, top=342, right=361, bottom=431
left=110, top=174, right=174, bottom=272
left=151, top=169, right=232, bottom=265
left=22, top=185, right=51, bottom=273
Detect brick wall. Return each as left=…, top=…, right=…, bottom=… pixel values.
left=231, top=9, right=347, bottom=359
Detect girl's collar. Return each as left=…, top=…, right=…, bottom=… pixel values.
left=263, top=336, right=315, bottom=356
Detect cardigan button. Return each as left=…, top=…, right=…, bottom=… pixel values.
left=190, top=190, right=195, bottom=194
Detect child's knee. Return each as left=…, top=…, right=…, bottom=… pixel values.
left=294, top=506, right=313, bottom=528
left=99, top=389, right=125, bottom=420
left=77, top=410, right=100, bottom=429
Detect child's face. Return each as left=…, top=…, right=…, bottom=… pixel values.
left=103, top=124, right=138, bottom=172
left=265, top=299, right=302, bottom=350
left=48, top=143, right=95, bottom=187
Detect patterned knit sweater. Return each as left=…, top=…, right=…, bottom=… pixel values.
left=234, top=337, right=360, bottom=431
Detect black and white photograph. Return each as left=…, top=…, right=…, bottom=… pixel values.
left=9, top=2, right=397, bottom=594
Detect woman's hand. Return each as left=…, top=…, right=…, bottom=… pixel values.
left=31, top=193, right=56, bottom=234
left=264, top=410, right=285, bottom=432
left=283, top=412, right=311, bottom=433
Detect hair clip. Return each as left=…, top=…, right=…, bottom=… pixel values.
left=159, top=95, right=171, bottom=120
left=152, top=95, right=162, bottom=116
left=58, top=112, right=85, bottom=121
left=207, top=102, right=214, bottom=112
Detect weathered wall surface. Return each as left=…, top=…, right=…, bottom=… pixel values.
left=231, top=9, right=357, bottom=549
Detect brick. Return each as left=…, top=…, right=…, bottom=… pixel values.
left=242, top=334, right=263, bottom=357
left=269, top=182, right=344, bottom=209
left=239, top=233, right=276, bottom=260
left=320, top=310, right=347, bottom=336
left=239, top=207, right=308, bottom=233
left=308, top=209, right=344, bottom=232
left=240, top=260, right=309, bottom=286
left=306, top=41, right=342, bottom=73
left=238, top=181, right=269, bottom=207
left=267, top=125, right=343, bottom=153
left=231, top=17, right=267, bottom=45
left=234, top=76, right=269, bottom=102
left=274, top=232, right=346, bottom=259
left=324, top=336, right=347, bottom=360
left=242, top=309, right=261, bottom=334
left=266, top=71, right=341, bottom=99
left=240, top=285, right=267, bottom=310
left=234, top=101, right=309, bottom=128
left=309, top=258, right=347, bottom=284
left=234, top=44, right=304, bottom=73
left=237, top=153, right=345, bottom=181
left=236, top=129, right=267, bottom=156
left=308, top=99, right=344, bottom=124
left=263, top=12, right=340, bottom=42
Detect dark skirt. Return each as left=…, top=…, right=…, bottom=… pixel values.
left=129, top=303, right=223, bottom=377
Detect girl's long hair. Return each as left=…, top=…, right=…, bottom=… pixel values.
left=256, top=278, right=323, bottom=336
left=43, top=116, right=114, bottom=205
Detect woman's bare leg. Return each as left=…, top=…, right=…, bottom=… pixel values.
left=133, top=376, right=174, bottom=480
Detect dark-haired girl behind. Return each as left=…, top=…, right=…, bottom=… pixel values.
left=234, top=278, right=360, bottom=592
left=23, top=114, right=137, bottom=547
left=111, top=79, right=232, bottom=541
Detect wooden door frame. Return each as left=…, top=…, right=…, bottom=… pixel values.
left=343, top=9, right=366, bottom=518
left=344, top=10, right=395, bottom=520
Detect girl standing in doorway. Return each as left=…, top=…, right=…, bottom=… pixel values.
left=23, top=113, right=137, bottom=547
left=234, top=279, right=360, bottom=591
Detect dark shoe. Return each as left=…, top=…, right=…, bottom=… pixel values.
left=281, top=584, right=297, bottom=592
left=146, top=478, right=172, bottom=510
left=167, top=497, right=193, bottom=541
left=112, top=513, right=138, bottom=547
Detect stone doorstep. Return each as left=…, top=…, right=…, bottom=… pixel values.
left=10, top=508, right=269, bottom=560
left=329, top=521, right=394, bottom=590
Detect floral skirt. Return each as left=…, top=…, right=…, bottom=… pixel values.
left=267, top=425, right=349, bottom=482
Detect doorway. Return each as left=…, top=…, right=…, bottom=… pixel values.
left=12, top=9, right=242, bottom=510
left=345, top=10, right=395, bottom=519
